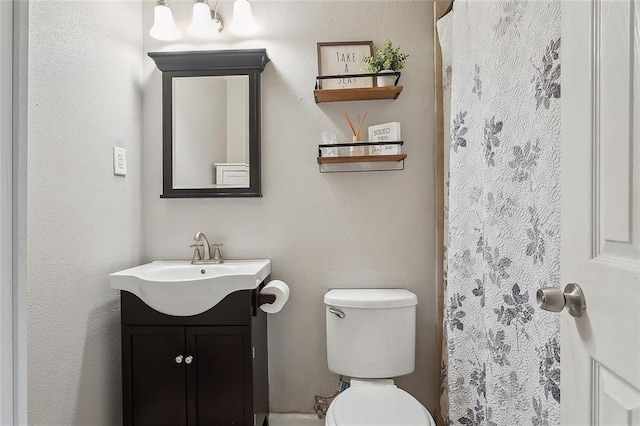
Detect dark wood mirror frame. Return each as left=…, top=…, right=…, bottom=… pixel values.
left=149, top=49, right=270, bottom=198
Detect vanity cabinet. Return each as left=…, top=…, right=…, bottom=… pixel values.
left=119, top=284, right=269, bottom=426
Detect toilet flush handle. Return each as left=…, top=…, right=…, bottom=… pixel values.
left=328, top=307, right=345, bottom=319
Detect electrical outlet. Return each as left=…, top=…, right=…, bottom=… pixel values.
left=113, top=147, right=127, bottom=176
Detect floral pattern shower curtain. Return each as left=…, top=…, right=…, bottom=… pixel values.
left=439, top=1, right=561, bottom=424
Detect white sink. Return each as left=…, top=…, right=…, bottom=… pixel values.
left=109, top=259, right=271, bottom=316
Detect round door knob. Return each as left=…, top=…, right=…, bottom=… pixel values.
left=536, top=283, right=586, bottom=317
left=536, top=287, right=565, bottom=312
left=175, top=355, right=184, bottom=364
left=185, top=356, right=193, bottom=365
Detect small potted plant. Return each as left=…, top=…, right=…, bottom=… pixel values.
left=362, top=40, right=409, bottom=87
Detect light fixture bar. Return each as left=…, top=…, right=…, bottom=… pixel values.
left=151, top=0, right=261, bottom=41
left=211, top=0, right=224, bottom=32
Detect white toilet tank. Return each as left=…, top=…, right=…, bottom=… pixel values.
left=324, top=289, right=417, bottom=378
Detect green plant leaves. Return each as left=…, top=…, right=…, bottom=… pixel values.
left=361, top=39, right=409, bottom=73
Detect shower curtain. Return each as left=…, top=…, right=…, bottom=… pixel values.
left=439, top=1, right=561, bottom=424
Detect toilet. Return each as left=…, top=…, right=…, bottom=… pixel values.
left=324, top=289, right=435, bottom=426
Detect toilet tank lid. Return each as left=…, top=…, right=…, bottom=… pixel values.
left=324, top=289, right=417, bottom=308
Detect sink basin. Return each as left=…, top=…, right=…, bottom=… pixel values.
left=109, top=259, right=271, bottom=316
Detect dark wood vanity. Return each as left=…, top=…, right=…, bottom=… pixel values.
left=119, top=280, right=270, bottom=426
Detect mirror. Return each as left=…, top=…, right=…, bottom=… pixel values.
left=173, top=76, right=250, bottom=189
left=149, top=49, right=270, bottom=198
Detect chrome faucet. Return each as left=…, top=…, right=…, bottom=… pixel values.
left=190, top=232, right=224, bottom=264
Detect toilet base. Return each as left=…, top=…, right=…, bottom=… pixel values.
left=324, top=379, right=435, bottom=426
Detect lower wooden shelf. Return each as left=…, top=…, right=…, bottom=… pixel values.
left=316, top=154, right=407, bottom=173
left=317, top=154, right=407, bottom=164
left=317, top=141, right=406, bottom=173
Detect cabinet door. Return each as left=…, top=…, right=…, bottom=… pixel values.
left=122, top=326, right=187, bottom=426
left=186, top=327, right=252, bottom=426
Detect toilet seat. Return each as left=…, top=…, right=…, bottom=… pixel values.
left=325, top=385, right=435, bottom=426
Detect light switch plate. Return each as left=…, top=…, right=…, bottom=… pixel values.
left=113, top=147, right=127, bottom=176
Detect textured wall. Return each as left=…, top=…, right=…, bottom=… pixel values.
left=27, top=1, right=143, bottom=424
left=143, top=0, right=437, bottom=414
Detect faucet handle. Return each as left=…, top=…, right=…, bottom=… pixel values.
left=210, top=242, right=224, bottom=264
left=190, top=243, right=203, bottom=261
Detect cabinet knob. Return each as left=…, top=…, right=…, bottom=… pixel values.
left=185, top=355, right=193, bottom=365
left=175, top=355, right=184, bottom=364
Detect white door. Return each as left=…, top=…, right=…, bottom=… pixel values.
left=561, top=0, right=640, bottom=425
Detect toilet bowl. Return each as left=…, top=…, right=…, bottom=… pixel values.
left=324, top=379, right=435, bottom=426
left=323, top=289, right=436, bottom=426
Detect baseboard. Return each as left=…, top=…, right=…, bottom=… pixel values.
left=269, top=413, right=324, bottom=426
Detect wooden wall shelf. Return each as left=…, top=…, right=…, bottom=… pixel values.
left=316, top=141, right=406, bottom=173
left=316, top=154, right=407, bottom=164
left=314, top=86, right=403, bottom=103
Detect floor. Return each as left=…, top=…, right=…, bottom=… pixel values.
left=269, top=413, right=324, bottom=426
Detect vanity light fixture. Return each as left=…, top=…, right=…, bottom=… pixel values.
left=188, top=0, right=224, bottom=39
left=149, top=0, right=182, bottom=41
left=229, top=0, right=258, bottom=36
left=150, top=0, right=259, bottom=41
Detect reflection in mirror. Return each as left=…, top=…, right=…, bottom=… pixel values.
left=172, top=75, right=250, bottom=189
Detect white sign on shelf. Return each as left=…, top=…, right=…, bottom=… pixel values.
left=369, top=144, right=401, bottom=155
left=368, top=122, right=401, bottom=155
left=317, top=41, right=374, bottom=90
left=368, top=122, right=401, bottom=142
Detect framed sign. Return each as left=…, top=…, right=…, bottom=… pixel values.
left=368, top=122, right=402, bottom=143
left=317, top=41, right=373, bottom=90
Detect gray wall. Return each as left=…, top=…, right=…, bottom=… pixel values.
left=27, top=1, right=143, bottom=424
left=143, top=0, right=437, bottom=414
